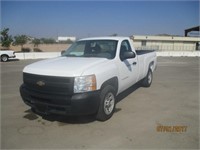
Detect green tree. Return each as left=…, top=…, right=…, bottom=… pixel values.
left=66, top=39, right=74, bottom=44
left=59, top=39, right=74, bottom=44
left=14, top=35, right=28, bottom=49
left=40, top=38, right=56, bottom=44
left=0, top=28, right=13, bottom=48
left=32, top=38, right=41, bottom=47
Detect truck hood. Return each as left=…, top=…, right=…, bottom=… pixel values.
left=23, top=57, right=108, bottom=77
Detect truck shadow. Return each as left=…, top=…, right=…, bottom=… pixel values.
left=23, top=83, right=141, bottom=124
left=43, top=114, right=96, bottom=124
left=0, top=59, right=20, bottom=63
left=24, top=109, right=96, bottom=124
left=8, top=58, right=20, bottom=62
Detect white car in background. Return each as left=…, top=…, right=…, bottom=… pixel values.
left=0, top=50, right=16, bottom=62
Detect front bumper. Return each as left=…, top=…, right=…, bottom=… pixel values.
left=20, top=84, right=101, bottom=116
left=9, top=55, right=16, bottom=58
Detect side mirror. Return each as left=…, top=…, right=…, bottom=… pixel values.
left=121, top=51, right=136, bottom=61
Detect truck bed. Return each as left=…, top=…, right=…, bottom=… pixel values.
left=136, top=50, right=155, bottom=55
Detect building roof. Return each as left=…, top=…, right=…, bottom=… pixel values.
left=185, top=26, right=200, bottom=37
left=132, top=35, right=200, bottom=42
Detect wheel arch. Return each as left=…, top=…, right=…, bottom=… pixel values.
left=1, top=54, right=9, bottom=57
left=100, top=77, right=118, bottom=95
left=143, top=61, right=155, bottom=78
left=149, top=61, right=155, bottom=71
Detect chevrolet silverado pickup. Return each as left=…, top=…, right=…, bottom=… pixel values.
left=20, top=37, right=157, bottom=121
left=0, top=50, right=16, bottom=62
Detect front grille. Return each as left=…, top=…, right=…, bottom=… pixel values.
left=23, top=73, right=74, bottom=95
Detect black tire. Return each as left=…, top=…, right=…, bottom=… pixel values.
left=142, top=69, right=153, bottom=87
left=1, top=55, right=9, bottom=62
left=96, top=85, right=116, bottom=121
left=31, top=107, right=36, bottom=113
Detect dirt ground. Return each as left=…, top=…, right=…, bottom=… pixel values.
left=0, top=43, right=71, bottom=52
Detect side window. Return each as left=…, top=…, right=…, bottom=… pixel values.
left=120, top=40, right=132, bottom=60
left=120, top=40, right=132, bottom=52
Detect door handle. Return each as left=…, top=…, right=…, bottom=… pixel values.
left=132, top=62, right=137, bottom=65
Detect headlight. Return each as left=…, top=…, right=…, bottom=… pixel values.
left=74, top=75, right=96, bottom=93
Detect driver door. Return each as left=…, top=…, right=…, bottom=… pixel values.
left=117, top=40, right=138, bottom=93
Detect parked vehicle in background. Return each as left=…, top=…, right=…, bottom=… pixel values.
left=20, top=37, right=157, bottom=121
left=0, top=50, right=16, bottom=62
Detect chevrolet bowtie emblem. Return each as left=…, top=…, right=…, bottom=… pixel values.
left=36, top=81, right=45, bottom=86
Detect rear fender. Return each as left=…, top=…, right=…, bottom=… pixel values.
left=144, top=61, right=155, bottom=77
left=149, top=61, right=155, bottom=72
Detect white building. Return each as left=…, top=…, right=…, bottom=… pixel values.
left=57, top=36, right=76, bottom=42
left=131, top=35, right=200, bottom=51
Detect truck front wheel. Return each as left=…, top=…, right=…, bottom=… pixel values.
left=96, top=85, right=116, bottom=121
left=1, top=55, right=9, bottom=62
left=142, top=69, right=153, bottom=87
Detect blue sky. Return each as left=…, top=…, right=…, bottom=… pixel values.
left=1, top=1, right=199, bottom=38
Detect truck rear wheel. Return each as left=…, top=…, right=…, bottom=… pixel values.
left=96, top=85, right=116, bottom=121
left=142, top=69, right=153, bottom=87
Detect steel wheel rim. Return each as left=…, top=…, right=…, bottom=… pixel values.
left=2, top=56, right=8, bottom=62
left=104, top=92, right=115, bottom=115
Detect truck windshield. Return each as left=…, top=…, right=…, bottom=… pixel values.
left=62, top=40, right=118, bottom=59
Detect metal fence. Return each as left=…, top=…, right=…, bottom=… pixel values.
left=135, top=45, right=198, bottom=51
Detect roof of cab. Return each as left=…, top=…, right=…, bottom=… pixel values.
left=78, top=36, right=131, bottom=41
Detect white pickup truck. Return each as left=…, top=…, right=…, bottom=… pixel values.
left=20, top=37, right=157, bottom=121
left=0, top=50, right=16, bottom=62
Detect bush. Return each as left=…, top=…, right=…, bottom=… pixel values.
left=40, top=38, right=56, bottom=44
left=14, top=35, right=28, bottom=48
left=32, top=38, right=41, bottom=47
left=21, top=47, right=31, bottom=52
left=33, top=48, right=43, bottom=52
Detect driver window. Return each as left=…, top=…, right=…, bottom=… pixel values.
left=120, top=40, right=132, bottom=52
left=120, top=40, right=132, bottom=60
